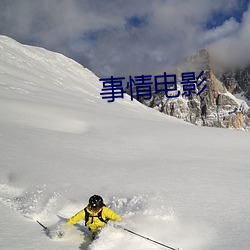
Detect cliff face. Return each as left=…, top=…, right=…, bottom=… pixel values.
left=218, top=66, right=250, bottom=100
left=142, top=49, right=250, bottom=130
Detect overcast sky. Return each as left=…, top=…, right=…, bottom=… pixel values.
left=0, top=0, right=249, bottom=78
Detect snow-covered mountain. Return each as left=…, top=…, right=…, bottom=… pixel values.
left=141, top=49, right=250, bottom=130
left=0, top=36, right=250, bottom=250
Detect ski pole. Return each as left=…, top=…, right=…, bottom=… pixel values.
left=37, top=220, right=48, bottom=231
left=122, top=227, right=180, bottom=250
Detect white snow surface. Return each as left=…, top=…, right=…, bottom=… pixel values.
left=0, top=36, right=250, bottom=250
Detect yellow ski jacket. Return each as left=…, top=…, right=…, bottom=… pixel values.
left=67, top=206, right=121, bottom=233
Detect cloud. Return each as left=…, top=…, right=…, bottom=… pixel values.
left=201, top=18, right=240, bottom=45
left=208, top=3, right=250, bottom=69
left=0, top=0, right=249, bottom=77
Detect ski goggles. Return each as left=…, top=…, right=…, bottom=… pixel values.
left=89, top=205, right=101, bottom=212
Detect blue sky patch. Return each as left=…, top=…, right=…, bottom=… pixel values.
left=206, top=0, right=249, bottom=29
left=126, top=15, right=147, bottom=28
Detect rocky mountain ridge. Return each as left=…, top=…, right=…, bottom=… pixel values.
left=140, top=49, right=250, bottom=130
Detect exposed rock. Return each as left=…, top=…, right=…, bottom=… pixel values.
left=217, top=65, right=250, bottom=100
left=140, top=49, right=250, bottom=130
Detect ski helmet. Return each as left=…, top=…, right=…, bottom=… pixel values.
left=89, top=195, right=104, bottom=210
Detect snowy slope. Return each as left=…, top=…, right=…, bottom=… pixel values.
left=0, top=36, right=250, bottom=250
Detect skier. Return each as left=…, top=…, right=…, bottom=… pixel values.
left=66, top=194, right=122, bottom=239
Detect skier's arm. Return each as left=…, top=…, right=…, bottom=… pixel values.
left=104, top=207, right=122, bottom=222
left=67, top=209, right=85, bottom=225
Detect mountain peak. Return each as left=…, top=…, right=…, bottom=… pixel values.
left=142, top=48, right=250, bottom=130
